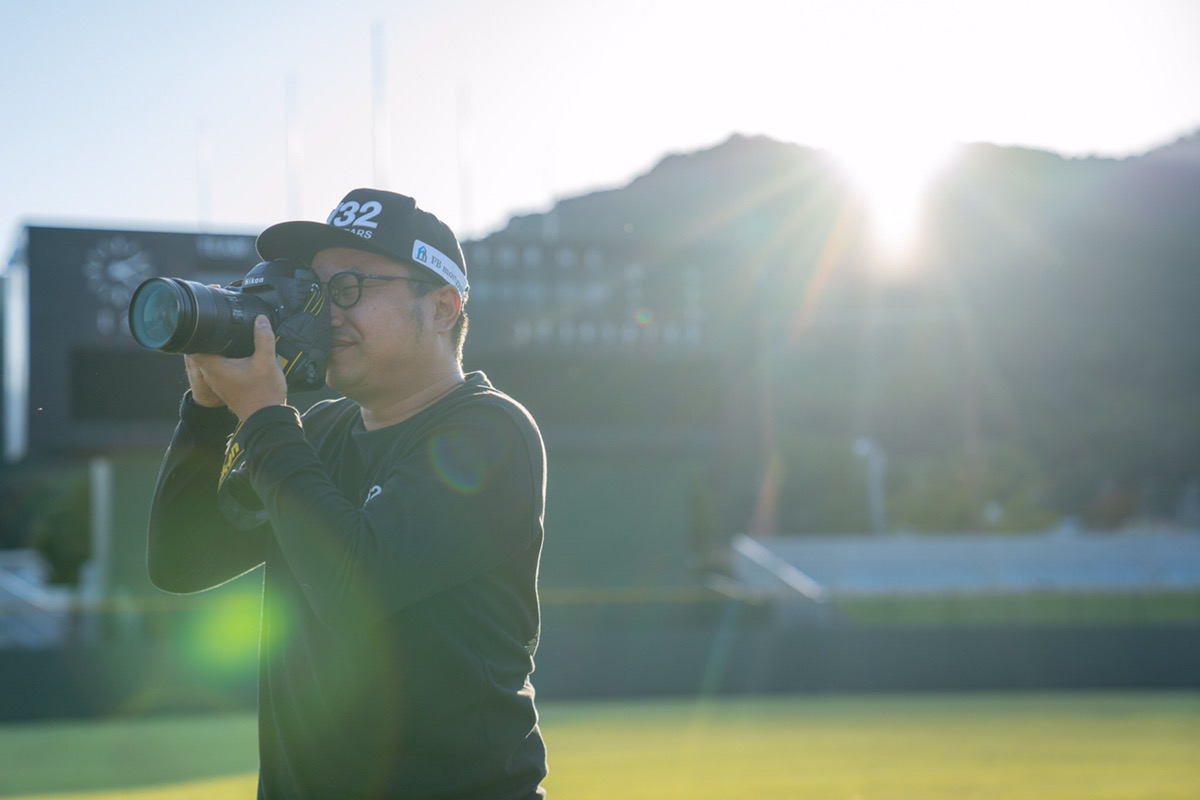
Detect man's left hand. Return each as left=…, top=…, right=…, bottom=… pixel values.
left=189, top=315, right=288, bottom=422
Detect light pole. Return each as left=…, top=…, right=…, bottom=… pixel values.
left=853, top=437, right=888, bottom=533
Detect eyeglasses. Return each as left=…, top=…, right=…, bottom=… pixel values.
left=322, top=271, right=439, bottom=308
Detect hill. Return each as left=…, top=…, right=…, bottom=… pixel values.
left=470, top=132, right=1200, bottom=532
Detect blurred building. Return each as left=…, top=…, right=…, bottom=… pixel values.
left=3, top=134, right=1200, bottom=716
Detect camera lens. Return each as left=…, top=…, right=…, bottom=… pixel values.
left=128, top=278, right=255, bottom=356
left=128, top=279, right=190, bottom=350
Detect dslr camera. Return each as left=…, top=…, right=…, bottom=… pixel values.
left=127, top=259, right=330, bottom=391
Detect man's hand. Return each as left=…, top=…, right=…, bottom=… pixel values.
left=187, top=316, right=288, bottom=421
left=184, top=354, right=226, bottom=408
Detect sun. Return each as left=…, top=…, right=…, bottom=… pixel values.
left=830, top=135, right=959, bottom=266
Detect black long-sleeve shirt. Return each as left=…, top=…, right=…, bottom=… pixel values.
left=147, top=372, right=548, bottom=799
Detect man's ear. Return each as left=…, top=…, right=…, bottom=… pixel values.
left=430, top=284, right=463, bottom=334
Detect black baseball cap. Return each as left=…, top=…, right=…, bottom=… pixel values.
left=256, top=188, right=468, bottom=297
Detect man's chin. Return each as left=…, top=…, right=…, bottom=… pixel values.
left=323, top=367, right=351, bottom=395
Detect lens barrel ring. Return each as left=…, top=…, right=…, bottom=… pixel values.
left=129, top=277, right=264, bottom=357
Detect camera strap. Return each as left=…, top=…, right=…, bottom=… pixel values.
left=275, top=287, right=330, bottom=391
left=213, top=272, right=328, bottom=529
left=217, top=419, right=270, bottom=530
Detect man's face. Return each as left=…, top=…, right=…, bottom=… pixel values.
left=310, top=247, right=433, bottom=403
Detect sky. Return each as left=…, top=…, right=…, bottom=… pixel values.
left=1, top=0, right=1199, bottom=262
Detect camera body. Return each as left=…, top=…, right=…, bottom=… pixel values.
left=128, top=259, right=330, bottom=391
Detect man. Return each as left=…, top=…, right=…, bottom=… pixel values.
left=146, top=189, right=548, bottom=799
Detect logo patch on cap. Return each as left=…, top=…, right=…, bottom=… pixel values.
left=413, top=239, right=468, bottom=295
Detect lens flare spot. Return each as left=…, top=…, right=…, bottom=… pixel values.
left=635, top=307, right=654, bottom=327
left=183, top=592, right=261, bottom=674
left=430, top=430, right=487, bottom=494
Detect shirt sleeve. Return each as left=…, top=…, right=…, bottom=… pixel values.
left=146, top=392, right=270, bottom=593
left=239, top=401, right=543, bottom=628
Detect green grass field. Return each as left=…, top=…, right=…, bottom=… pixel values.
left=1, top=692, right=1197, bottom=799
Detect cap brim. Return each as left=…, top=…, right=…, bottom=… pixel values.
left=255, top=221, right=399, bottom=265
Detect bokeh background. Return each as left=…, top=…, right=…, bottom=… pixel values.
left=2, top=1, right=1200, bottom=795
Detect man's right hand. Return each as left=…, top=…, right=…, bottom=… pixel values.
left=185, top=354, right=226, bottom=408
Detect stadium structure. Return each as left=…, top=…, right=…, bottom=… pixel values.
left=2, top=134, right=1200, bottom=717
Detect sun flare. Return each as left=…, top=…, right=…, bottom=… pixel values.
left=831, top=137, right=959, bottom=264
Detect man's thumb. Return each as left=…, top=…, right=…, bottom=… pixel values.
left=255, top=315, right=276, bottom=353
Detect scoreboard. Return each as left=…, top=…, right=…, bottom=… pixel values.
left=462, top=240, right=706, bottom=355
left=5, top=225, right=262, bottom=459
left=3, top=225, right=726, bottom=461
